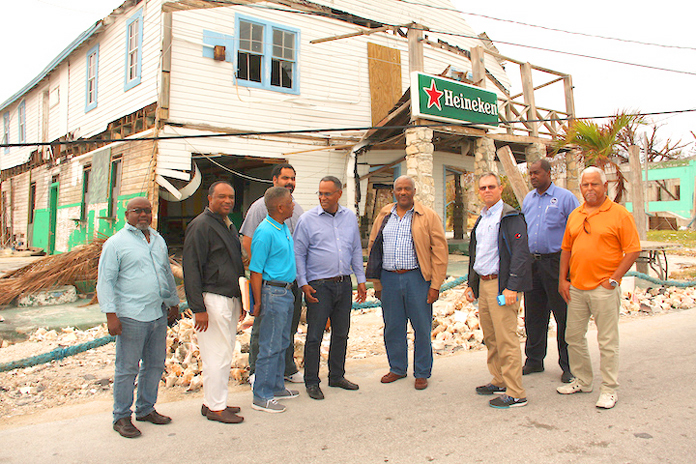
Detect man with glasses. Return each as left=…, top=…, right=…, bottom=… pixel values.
left=183, top=181, right=245, bottom=424
left=521, top=159, right=579, bottom=384
left=98, top=197, right=180, bottom=438
left=366, top=175, right=448, bottom=391
left=557, top=167, right=640, bottom=409
left=465, top=172, right=532, bottom=408
left=293, top=176, right=367, bottom=400
left=240, top=164, right=304, bottom=387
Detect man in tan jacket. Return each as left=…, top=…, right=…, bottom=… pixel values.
left=367, top=176, right=448, bottom=390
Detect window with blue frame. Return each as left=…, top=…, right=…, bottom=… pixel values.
left=85, top=44, right=99, bottom=112
left=234, top=15, right=299, bottom=94
left=2, top=112, right=9, bottom=154
left=17, top=101, right=25, bottom=144
left=124, top=9, right=143, bottom=91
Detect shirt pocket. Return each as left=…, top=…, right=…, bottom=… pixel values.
left=545, top=206, right=564, bottom=227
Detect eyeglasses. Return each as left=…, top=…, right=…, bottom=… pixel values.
left=316, top=191, right=338, bottom=198
left=583, top=217, right=591, bottom=234
left=129, top=208, right=152, bottom=214
left=478, top=185, right=498, bottom=191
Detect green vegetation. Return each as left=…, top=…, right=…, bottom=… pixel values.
left=647, top=230, right=696, bottom=249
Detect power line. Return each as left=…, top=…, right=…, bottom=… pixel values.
left=395, top=0, right=696, bottom=51
left=3, top=108, right=695, bottom=148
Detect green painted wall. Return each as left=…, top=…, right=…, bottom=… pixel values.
left=625, top=159, right=696, bottom=219
left=31, top=193, right=146, bottom=254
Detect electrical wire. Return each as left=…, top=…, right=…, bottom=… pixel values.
left=3, top=108, right=695, bottom=148
left=394, top=0, right=696, bottom=51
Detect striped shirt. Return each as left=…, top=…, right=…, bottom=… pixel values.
left=382, top=206, right=419, bottom=271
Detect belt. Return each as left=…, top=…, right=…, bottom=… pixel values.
left=480, top=274, right=498, bottom=280
left=313, top=275, right=350, bottom=283
left=263, top=280, right=293, bottom=289
left=385, top=269, right=418, bottom=274
left=532, top=252, right=561, bottom=260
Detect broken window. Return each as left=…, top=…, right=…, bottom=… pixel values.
left=124, top=9, right=143, bottom=91
left=2, top=112, right=8, bottom=154
left=86, top=45, right=99, bottom=112
left=648, top=178, right=681, bottom=202
left=18, top=101, right=25, bottom=144
left=235, top=15, right=299, bottom=93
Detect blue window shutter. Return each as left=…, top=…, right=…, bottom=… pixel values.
left=124, top=9, right=143, bottom=91
left=85, top=44, right=99, bottom=112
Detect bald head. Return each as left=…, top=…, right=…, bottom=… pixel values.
left=125, top=197, right=153, bottom=230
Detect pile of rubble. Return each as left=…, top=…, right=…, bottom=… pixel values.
left=2, top=283, right=695, bottom=418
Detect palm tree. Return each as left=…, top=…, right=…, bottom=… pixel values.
left=555, top=112, right=643, bottom=203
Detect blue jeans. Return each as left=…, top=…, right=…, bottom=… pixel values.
left=113, top=315, right=167, bottom=422
left=253, top=283, right=294, bottom=401
left=380, top=269, right=433, bottom=379
left=304, top=279, right=352, bottom=386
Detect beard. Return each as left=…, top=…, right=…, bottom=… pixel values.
left=135, top=223, right=150, bottom=231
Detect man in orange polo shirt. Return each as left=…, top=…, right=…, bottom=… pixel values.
left=557, top=166, right=640, bottom=409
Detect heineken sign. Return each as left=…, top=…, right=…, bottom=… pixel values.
left=411, top=72, right=499, bottom=127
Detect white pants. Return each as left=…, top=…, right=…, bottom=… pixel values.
left=197, top=293, right=240, bottom=411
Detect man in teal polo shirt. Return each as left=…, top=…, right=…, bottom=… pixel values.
left=249, top=187, right=299, bottom=413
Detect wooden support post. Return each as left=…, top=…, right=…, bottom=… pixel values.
left=563, top=75, right=575, bottom=119
left=408, top=24, right=424, bottom=75
left=521, top=62, right=538, bottom=137
left=497, top=146, right=529, bottom=207
left=471, top=46, right=485, bottom=88
left=629, top=145, right=648, bottom=272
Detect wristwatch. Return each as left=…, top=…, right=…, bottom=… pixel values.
left=608, top=278, right=619, bottom=288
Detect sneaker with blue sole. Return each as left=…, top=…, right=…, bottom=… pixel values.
left=489, top=394, right=528, bottom=409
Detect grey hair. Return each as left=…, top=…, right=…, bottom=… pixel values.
left=320, top=176, right=342, bottom=190
left=580, top=166, right=607, bottom=184
left=479, top=172, right=501, bottom=186
left=394, top=175, right=416, bottom=188
left=264, top=186, right=291, bottom=211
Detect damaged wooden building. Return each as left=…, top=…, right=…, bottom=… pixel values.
left=0, top=0, right=577, bottom=252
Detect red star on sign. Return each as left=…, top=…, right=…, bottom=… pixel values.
left=423, top=80, right=444, bottom=110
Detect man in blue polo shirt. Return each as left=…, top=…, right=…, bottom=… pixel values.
left=522, top=159, right=579, bottom=383
left=249, top=187, right=299, bottom=413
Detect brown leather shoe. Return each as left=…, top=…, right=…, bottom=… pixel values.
left=415, top=378, right=428, bottom=390
left=113, top=417, right=141, bottom=438
left=206, top=408, right=244, bottom=424
left=136, top=410, right=172, bottom=425
left=201, top=404, right=241, bottom=416
left=381, top=372, right=407, bottom=383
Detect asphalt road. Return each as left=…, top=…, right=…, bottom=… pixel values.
left=1, top=308, right=694, bottom=464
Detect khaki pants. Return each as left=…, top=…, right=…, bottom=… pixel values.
left=566, top=285, right=620, bottom=394
left=478, top=279, right=525, bottom=399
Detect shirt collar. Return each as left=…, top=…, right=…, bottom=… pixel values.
left=579, top=196, right=612, bottom=215
left=390, top=204, right=414, bottom=216
left=125, top=222, right=156, bottom=236
left=481, top=199, right=503, bottom=217
left=264, top=215, right=285, bottom=230
left=533, top=182, right=556, bottom=197
left=319, top=205, right=344, bottom=216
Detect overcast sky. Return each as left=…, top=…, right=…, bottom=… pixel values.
left=1, top=0, right=694, bottom=152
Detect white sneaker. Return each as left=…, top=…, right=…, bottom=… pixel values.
left=248, top=373, right=255, bottom=388
left=557, top=379, right=593, bottom=395
left=284, top=371, right=303, bottom=383
left=595, top=392, right=618, bottom=409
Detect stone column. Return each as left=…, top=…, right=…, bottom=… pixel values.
left=525, top=142, right=546, bottom=166
left=405, top=127, right=435, bottom=208
left=565, top=148, right=582, bottom=201
left=472, top=136, right=496, bottom=212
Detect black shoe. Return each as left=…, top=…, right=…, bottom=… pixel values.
left=113, top=417, right=142, bottom=438
left=561, top=371, right=575, bottom=383
left=201, top=404, right=241, bottom=416
left=475, top=383, right=506, bottom=395
left=136, top=410, right=172, bottom=425
left=522, top=364, right=544, bottom=375
left=306, top=384, right=324, bottom=400
left=328, top=377, right=359, bottom=390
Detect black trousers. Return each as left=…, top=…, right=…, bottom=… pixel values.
left=303, top=278, right=352, bottom=386
left=523, top=254, right=570, bottom=373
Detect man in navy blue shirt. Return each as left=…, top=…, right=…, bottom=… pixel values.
left=521, top=159, right=579, bottom=383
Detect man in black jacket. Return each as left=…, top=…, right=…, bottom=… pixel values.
left=183, top=181, right=245, bottom=424
left=465, top=172, right=532, bottom=409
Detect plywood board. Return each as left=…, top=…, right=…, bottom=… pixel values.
left=367, top=42, right=402, bottom=125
